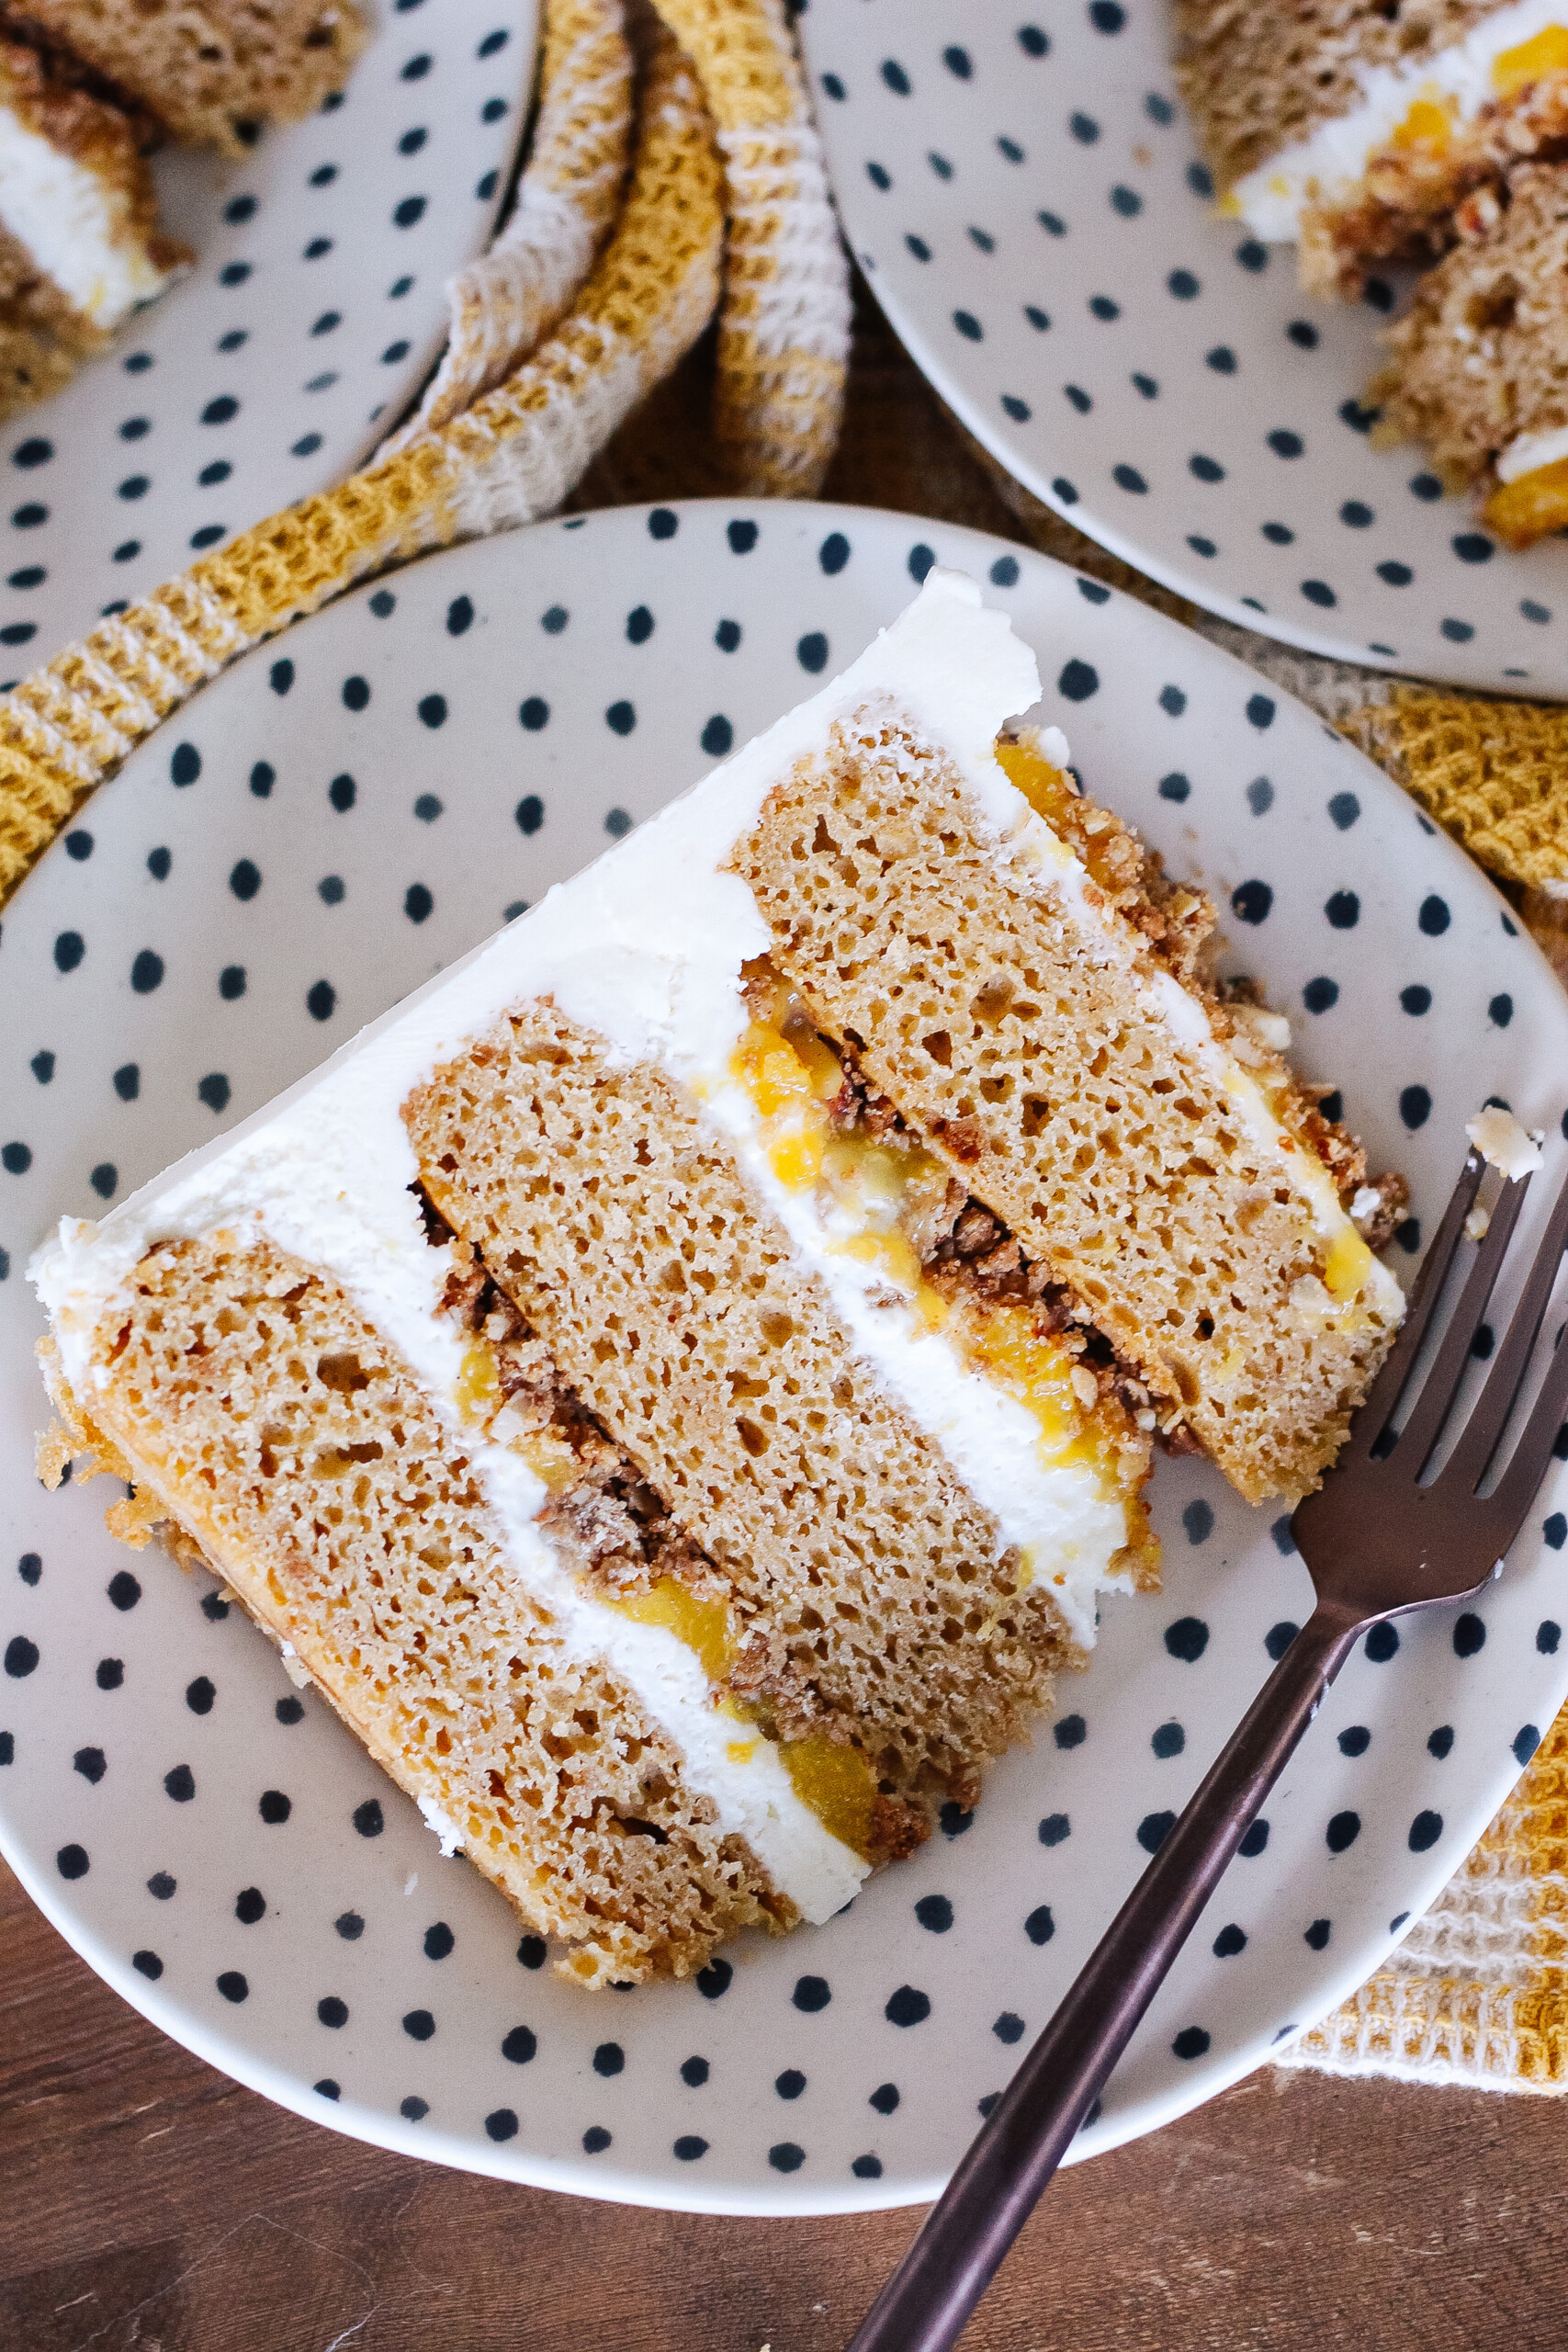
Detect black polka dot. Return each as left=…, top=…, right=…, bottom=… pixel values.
left=1304, top=1918, right=1331, bottom=1951
left=130, top=949, right=164, bottom=993
left=1181, top=1499, right=1214, bottom=1544
left=770, top=2142, right=806, bottom=2174
left=886, top=1985, right=931, bottom=2027
left=1338, top=1724, right=1371, bottom=1758
left=793, top=1973, right=830, bottom=2013
left=605, top=700, right=636, bottom=736
left=1514, top=1724, right=1541, bottom=1767
left=796, top=631, right=829, bottom=675
left=4, top=1633, right=37, bottom=1679
left=869, top=2082, right=900, bottom=2115
left=1137, top=1810, right=1176, bottom=1853
left=132, top=1949, right=164, bottom=1979
left=728, top=519, right=758, bottom=553
left=400, top=2097, right=429, bottom=2122
left=186, top=1675, right=216, bottom=1716
left=673, top=2133, right=706, bottom=2160
left=403, top=2007, right=435, bottom=2041
left=1303, top=977, right=1339, bottom=1014
left=73, top=1745, right=106, bottom=1783
left=1537, top=1621, right=1561, bottom=1655
left=1452, top=1612, right=1486, bottom=1658
left=199, top=1589, right=228, bottom=1622
left=1038, top=1812, right=1070, bottom=1846
left=1325, top=1810, right=1360, bottom=1853
left=164, top=1764, right=195, bottom=1803
left=682, top=2055, right=709, bottom=2087
left=648, top=509, right=678, bottom=539
left=258, top=1788, right=291, bottom=1824
left=235, top=1886, right=265, bottom=1925
left=1057, top=658, right=1099, bottom=701
left=335, top=1911, right=364, bottom=1939
left=1408, top=1809, right=1443, bottom=1852
left=1165, top=1616, right=1209, bottom=1662
left=775, top=2067, right=806, bottom=2099
left=484, top=2109, right=518, bottom=2142
left=108, top=1569, right=141, bottom=1611
left=342, top=674, right=370, bottom=712
left=696, top=1956, right=731, bottom=1998
left=604, top=808, right=632, bottom=838
left=1546, top=1514, right=1568, bottom=1551
left=819, top=531, right=851, bottom=574
left=701, top=715, right=733, bottom=757
left=148, top=1871, right=175, bottom=1902
left=1151, top=1721, right=1185, bottom=1758
left=593, top=2041, right=625, bottom=2075
left=404, top=884, right=434, bottom=924
left=1418, top=894, right=1450, bottom=936
left=307, top=980, right=336, bottom=1023
left=1213, top=1923, right=1247, bottom=1958
left=352, top=1797, right=384, bottom=1838
left=1054, top=1713, right=1086, bottom=1749
left=1172, top=2027, right=1210, bottom=2060
left=1325, top=890, right=1359, bottom=930
left=217, top=1970, right=247, bottom=2002
left=915, top=1894, right=953, bottom=1932
left=1366, top=1622, right=1399, bottom=1662
left=1239, top=1818, right=1269, bottom=1858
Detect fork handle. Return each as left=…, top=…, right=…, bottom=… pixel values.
left=844, top=1599, right=1366, bottom=2352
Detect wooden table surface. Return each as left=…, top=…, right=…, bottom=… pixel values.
left=6, top=293, right=1568, bottom=2352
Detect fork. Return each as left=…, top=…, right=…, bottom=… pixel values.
left=846, top=1145, right=1568, bottom=2352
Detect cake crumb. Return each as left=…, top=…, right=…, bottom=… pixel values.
left=1466, top=1105, right=1544, bottom=1181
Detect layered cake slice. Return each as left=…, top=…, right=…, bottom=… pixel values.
left=0, top=29, right=183, bottom=367
left=32, top=570, right=1404, bottom=1986
left=1175, top=0, right=1568, bottom=535
left=1371, top=159, right=1568, bottom=543
left=1175, top=0, right=1568, bottom=295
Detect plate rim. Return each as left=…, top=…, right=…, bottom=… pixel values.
left=1, top=494, right=1562, bottom=2215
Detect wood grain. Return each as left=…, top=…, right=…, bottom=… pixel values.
left=6, top=288, right=1568, bottom=2352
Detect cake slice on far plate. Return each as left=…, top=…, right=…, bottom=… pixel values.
left=0, top=28, right=185, bottom=402
left=1175, top=0, right=1568, bottom=539
left=16, top=1, right=367, bottom=155
left=31, top=571, right=1405, bottom=1987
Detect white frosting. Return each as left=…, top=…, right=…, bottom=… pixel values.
left=1467, top=1104, right=1545, bottom=1178
left=1497, top=421, right=1568, bottom=483
left=29, top=567, right=1398, bottom=1912
left=1232, top=0, right=1568, bottom=240
left=0, top=100, right=175, bottom=328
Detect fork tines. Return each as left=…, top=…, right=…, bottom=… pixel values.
left=1350, top=1148, right=1568, bottom=1509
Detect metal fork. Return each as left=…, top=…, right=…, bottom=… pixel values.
left=846, top=1146, right=1568, bottom=2352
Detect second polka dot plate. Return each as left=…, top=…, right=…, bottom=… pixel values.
left=798, top=0, right=1568, bottom=696
left=0, top=0, right=536, bottom=680
left=2, top=501, right=1566, bottom=2213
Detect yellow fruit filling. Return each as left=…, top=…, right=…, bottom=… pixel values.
left=1483, top=457, right=1568, bottom=548
left=1493, top=23, right=1568, bottom=96
left=604, top=1575, right=884, bottom=1857
left=1389, top=89, right=1454, bottom=151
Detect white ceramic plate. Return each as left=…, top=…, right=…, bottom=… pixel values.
left=797, top=0, right=1568, bottom=697
left=0, top=0, right=537, bottom=682
left=2, top=501, right=1566, bottom=2217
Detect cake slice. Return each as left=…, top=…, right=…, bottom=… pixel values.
left=0, top=29, right=182, bottom=370
left=31, top=571, right=1404, bottom=1986
left=1175, top=0, right=1568, bottom=297
left=14, top=1, right=367, bottom=154
left=1371, top=159, right=1568, bottom=543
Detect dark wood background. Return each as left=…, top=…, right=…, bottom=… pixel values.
left=6, top=295, right=1567, bottom=2352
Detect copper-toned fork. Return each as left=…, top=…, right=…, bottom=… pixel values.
left=847, top=1146, right=1568, bottom=2352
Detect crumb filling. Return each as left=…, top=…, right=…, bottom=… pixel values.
left=413, top=1184, right=930, bottom=1867
left=732, top=960, right=1165, bottom=1511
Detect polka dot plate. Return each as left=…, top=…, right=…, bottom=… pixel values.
left=2, top=500, right=1567, bottom=2215
left=0, top=0, right=537, bottom=682
left=797, top=1, right=1568, bottom=697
